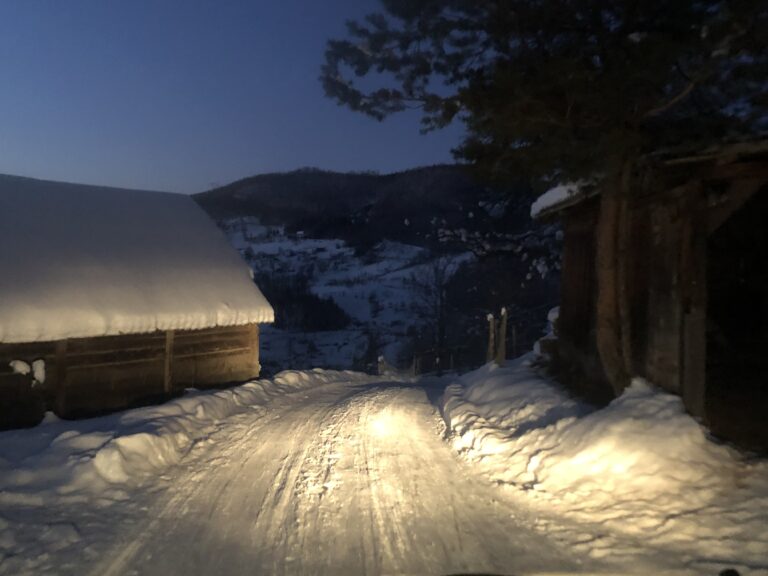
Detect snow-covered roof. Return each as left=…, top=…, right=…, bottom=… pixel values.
left=0, top=174, right=274, bottom=344
left=531, top=138, right=768, bottom=220
left=530, top=180, right=598, bottom=219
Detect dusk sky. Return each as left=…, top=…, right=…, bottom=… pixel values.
left=0, top=1, right=464, bottom=193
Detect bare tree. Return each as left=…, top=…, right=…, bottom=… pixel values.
left=408, top=257, right=457, bottom=364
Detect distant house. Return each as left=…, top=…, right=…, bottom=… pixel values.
left=533, top=141, right=768, bottom=450
left=0, top=174, right=273, bottom=429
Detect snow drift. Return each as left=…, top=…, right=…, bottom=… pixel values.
left=0, top=370, right=373, bottom=497
left=442, top=357, right=768, bottom=573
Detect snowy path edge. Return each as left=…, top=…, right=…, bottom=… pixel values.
left=0, top=369, right=381, bottom=496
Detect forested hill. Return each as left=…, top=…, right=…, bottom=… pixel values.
left=192, top=164, right=558, bottom=374
left=192, top=165, right=534, bottom=251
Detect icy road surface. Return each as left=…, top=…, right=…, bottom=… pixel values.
left=88, top=380, right=584, bottom=576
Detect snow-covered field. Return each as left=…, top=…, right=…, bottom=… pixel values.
left=442, top=356, right=768, bottom=575
left=221, top=216, right=473, bottom=370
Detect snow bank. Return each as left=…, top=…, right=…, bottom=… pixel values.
left=0, top=174, right=273, bottom=343
left=442, top=358, right=768, bottom=573
left=0, top=370, right=373, bottom=497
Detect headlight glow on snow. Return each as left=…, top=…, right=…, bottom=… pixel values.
left=369, top=410, right=398, bottom=438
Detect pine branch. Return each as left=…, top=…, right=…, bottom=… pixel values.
left=642, top=80, right=697, bottom=119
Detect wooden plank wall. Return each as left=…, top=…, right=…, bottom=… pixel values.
left=0, top=323, right=261, bottom=425
left=641, top=195, right=685, bottom=394
left=552, top=156, right=767, bottom=443
left=554, top=186, right=701, bottom=403
left=558, top=200, right=599, bottom=351
left=553, top=199, right=615, bottom=404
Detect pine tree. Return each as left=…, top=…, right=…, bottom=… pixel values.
left=322, top=0, right=766, bottom=182
left=321, top=0, right=767, bottom=390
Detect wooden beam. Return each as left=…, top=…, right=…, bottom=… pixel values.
left=248, top=324, right=260, bottom=376
left=707, top=178, right=763, bottom=235
left=173, top=346, right=251, bottom=361
left=65, top=355, right=165, bottom=371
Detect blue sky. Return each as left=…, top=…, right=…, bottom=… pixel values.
left=0, top=1, right=464, bottom=193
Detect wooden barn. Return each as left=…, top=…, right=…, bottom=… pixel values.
left=0, top=174, right=274, bottom=429
left=534, top=141, right=768, bottom=450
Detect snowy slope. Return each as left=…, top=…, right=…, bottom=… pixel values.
left=0, top=174, right=273, bottom=343
left=221, top=217, right=473, bottom=371
left=442, top=357, right=768, bottom=574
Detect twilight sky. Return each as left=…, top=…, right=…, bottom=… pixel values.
left=0, top=1, right=464, bottom=193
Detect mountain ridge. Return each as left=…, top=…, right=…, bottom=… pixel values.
left=193, top=164, right=534, bottom=251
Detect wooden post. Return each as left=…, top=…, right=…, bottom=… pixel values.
left=248, top=323, right=260, bottom=376
left=55, top=340, right=68, bottom=416
left=486, top=314, right=496, bottom=363
left=164, top=330, right=174, bottom=394
left=495, top=307, right=508, bottom=364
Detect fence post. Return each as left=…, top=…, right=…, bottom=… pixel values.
left=486, top=313, right=496, bottom=363
left=495, top=307, right=508, bottom=365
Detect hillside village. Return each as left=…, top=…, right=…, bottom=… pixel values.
left=194, top=166, right=561, bottom=375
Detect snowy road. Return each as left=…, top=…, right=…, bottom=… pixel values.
left=87, top=379, right=584, bottom=576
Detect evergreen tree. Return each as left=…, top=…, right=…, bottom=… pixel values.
left=321, top=0, right=767, bottom=391
left=322, top=0, right=766, bottom=183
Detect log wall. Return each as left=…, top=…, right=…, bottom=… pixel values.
left=0, top=323, right=261, bottom=427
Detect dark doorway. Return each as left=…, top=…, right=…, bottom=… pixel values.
left=706, top=188, right=768, bottom=451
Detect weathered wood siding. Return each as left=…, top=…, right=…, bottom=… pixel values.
left=556, top=162, right=765, bottom=416
left=0, top=323, right=261, bottom=427
left=642, top=195, right=685, bottom=394
left=550, top=147, right=768, bottom=449
left=553, top=199, right=614, bottom=403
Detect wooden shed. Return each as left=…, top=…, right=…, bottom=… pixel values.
left=534, top=141, right=768, bottom=450
left=0, top=174, right=274, bottom=429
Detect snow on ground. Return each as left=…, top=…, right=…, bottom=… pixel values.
left=221, top=216, right=474, bottom=370
left=2, top=360, right=766, bottom=575
left=441, top=356, right=768, bottom=575
left=0, top=369, right=378, bottom=573
left=0, top=370, right=373, bottom=498
left=0, top=371, right=596, bottom=576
